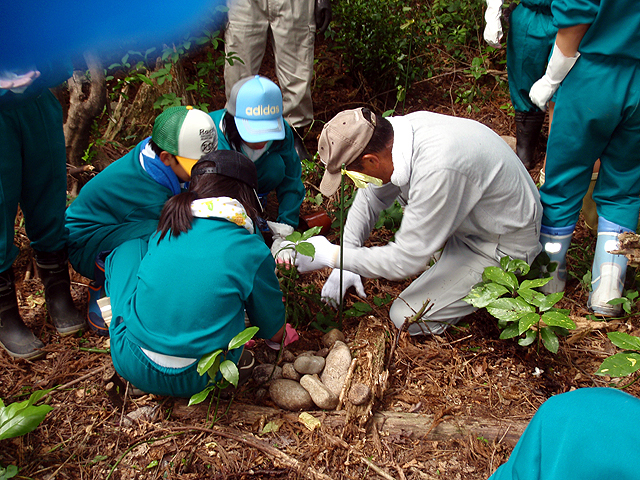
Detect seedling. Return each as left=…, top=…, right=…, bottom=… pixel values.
left=463, top=255, right=575, bottom=354
left=189, top=326, right=259, bottom=414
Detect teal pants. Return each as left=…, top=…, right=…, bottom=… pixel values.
left=506, top=3, right=556, bottom=113
left=105, top=239, right=211, bottom=398
left=0, top=91, right=68, bottom=272
left=489, top=388, right=640, bottom=480
left=541, top=54, right=640, bottom=231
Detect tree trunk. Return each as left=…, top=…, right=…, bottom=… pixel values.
left=64, top=52, right=106, bottom=194
left=64, top=52, right=106, bottom=165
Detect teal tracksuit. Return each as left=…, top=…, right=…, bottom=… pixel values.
left=540, top=0, right=640, bottom=231
left=507, top=0, right=556, bottom=113
left=0, top=65, right=71, bottom=272
left=209, top=109, right=305, bottom=228
left=489, top=388, right=640, bottom=480
left=65, top=138, right=177, bottom=279
left=106, top=216, right=285, bottom=398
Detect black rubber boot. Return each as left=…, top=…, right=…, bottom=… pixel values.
left=34, top=249, right=85, bottom=336
left=514, top=110, right=546, bottom=169
left=293, top=127, right=312, bottom=162
left=0, top=268, right=45, bottom=359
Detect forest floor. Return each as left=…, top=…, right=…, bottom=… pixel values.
left=1, top=33, right=639, bottom=480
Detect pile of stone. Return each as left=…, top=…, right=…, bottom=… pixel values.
left=252, top=329, right=369, bottom=411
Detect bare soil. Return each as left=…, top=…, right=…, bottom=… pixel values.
left=1, top=33, right=639, bottom=480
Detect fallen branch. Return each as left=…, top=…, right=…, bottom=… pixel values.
left=171, top=426, right=333, bottom=480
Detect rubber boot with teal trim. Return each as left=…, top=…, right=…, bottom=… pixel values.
left=588, top=217, right=631, bottom=317
left=539, top=224, right=575, bottom=294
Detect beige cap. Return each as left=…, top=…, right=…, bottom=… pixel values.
left=318, top=108, right=376, bottom=196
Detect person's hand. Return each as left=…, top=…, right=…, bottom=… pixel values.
left=290, top=235, right=339, bottom=273
left=280, top=236, right=339, bottom=273
left=321, top=268, right=366, bottom=308
left=315, top=0, right=332, bottom=34
left=0, top=69, right=40, bottom=93
left=529, top=44, right=580, bottom=111
left=265, top=323, right=300, bottom=350
left=483, top=0, right=503, bottom=48
left=268, top=221, right=295, bottom=264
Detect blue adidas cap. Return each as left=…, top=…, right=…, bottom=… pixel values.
left=226, top=75, right=285, bottom=143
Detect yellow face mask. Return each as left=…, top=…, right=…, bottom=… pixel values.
left=342, top=167, right=383, bottom=189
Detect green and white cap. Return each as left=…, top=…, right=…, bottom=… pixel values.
left=152, top=105, right=217, bottom=174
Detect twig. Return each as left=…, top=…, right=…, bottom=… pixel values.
left=171, top=426, right=334, bottom=480
left=385, top=299, right=432, bottom=371
left=336, top=357, right=358, bottom=411
left=326, top=433, right=397, bottom=480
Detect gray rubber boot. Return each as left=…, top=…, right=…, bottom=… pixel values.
left=34, top=249, right=86, bottom=335
left=0, top=268, right=45, bottom=359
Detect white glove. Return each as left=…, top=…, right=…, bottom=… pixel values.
left=322, top=269, right=366, bottom=308
left=282, top=236, right=339, bottom=273
left=529, top=43, right=580, bottom=111
left=483, top=0, right=503, bottom=48
left=0, top=70, right=40, bottom=93
left=267, top=221, right=295, bottom=264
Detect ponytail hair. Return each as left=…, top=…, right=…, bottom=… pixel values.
left=156, top=159, right=262, bottom=241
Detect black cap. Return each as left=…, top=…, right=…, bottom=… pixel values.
left=192, top=150, right=258, bottom=190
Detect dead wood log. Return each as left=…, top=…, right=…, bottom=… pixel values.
left=341, top=315, right=389, bottom=433
left=170, top=402, right=527, bottom=447
left=611, top=232, right=640, bottom=267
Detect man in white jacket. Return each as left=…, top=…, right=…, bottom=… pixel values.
left=291, top=108, right=542, bottom=335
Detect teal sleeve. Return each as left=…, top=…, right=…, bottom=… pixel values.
left=552, top=0, right=598, bottom=28
left=245, top=254, right=285, bottom=340
left=274, top=124, right=305, bottom=227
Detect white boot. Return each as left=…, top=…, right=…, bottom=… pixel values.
left=588, top=218, right=630, bottom=316
left=539, top=224, right=575, bottom=294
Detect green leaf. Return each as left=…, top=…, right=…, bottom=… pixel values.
left=285, top=231, right=302, bottom=243
left=519, top=278, right=552, bottom=290
left=228, top=326, right=259, bottom=350
left=499, top=256, right=510, bottom=271
left=518, top=312, right=540, bottom=335
left=482, top=267, right=518, bottom=290
left=295, top=241, right=316, bottom=258
left=499, top=322, right=520, bottom=339
left=220, top=360, right=240, bottom=387
left=188, top=385, right=216, bottom=406
left=596, top=352, right=640, bottom=377
left=300, top=226, right=322, bottom=241
left=516, top=287, right=546, bottom=306
left=486, top=297, right=535, bottom=323
left=505, top=258, right=530, bottom=275
left=0, top=404, right=53, bottom=441
left=463, top=282, right=509, bottom=308
left=0, top=464, right=18, bottom=479
left=540, top=327, right=559, bottom=354
left=607, top=331, right=640, bottom=352
left=197, top=350, right=222, bottom=376
left=541, top=311, right=576, bottom=330
left=518, top=329, right=536, bottom=346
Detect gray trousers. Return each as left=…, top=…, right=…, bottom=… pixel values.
left=224, top=0, right=315, bottom=128
left=389, top=228, right=541, bottom=335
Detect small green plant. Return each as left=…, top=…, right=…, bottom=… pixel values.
left=276, top=226, right=323, bottom=327
left=188, top=327, right=259, bottom=407
left=606, top=289, right=639, bottom=315
left=374, top=200, right=403, bottom=233
left=596, top=332, right=640, bottom=382
left=463, top=256, right=576, bottom=354
left=1, top=388, right=54, bottom=478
